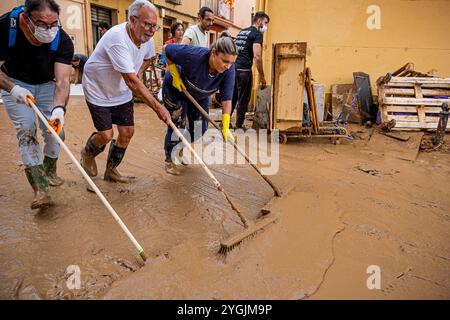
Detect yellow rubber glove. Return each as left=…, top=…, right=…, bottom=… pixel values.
left=221, top=113, right=233, bottom=142
left=168, top=64, right=186, bottom=92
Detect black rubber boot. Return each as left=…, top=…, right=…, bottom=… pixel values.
left=80, top=132, right=106, bottom=177
left=104, top=139, right=135, bottom=183
left=43, top=156, right=64, bottom=186
left=25, top=165, right=54, bottom=209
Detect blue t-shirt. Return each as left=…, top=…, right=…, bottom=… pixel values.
left=164, top=44, right=235, bottom=102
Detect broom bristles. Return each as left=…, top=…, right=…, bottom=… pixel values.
left=219, top=215, right=278, bottom=254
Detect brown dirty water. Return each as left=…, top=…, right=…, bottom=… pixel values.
left=0, top=96, right=449, bottom=299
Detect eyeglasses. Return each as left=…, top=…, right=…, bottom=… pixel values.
left=132, top=16, right=161, bottom=31
left=26, top=14, right=60, bottom=31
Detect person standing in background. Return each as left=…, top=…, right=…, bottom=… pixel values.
left=165, top=22, right=184, bottom=45
left=231, top=12, right=269, bottom=129
left=98, top=21, right=110, bottom=37
left=71, top=53, right=87, bottom=84
left=181, top=7, right=214, bottom=48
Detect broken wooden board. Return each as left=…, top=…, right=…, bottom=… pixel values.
left=271, top=42, right=307, bottom=131
left=382, top=131, right=411, bottom=142
left=364, top=131, right=425, bottom=162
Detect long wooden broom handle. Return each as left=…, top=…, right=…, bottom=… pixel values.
left=182, top=89, right=282, bottom=197
left=28, top=98, right=148, bottom=261
left=168, top=120, right=250, bottom=227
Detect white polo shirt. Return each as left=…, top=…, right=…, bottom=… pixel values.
left=184, top=25, right=209, bottom=48
left=82, top=22, right=155, bottom=107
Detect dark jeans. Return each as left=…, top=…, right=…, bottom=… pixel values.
left=162, top=84, right=209, bottom=160
left=232, top=69, right=253, bottom=128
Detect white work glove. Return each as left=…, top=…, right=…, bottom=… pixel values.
left=10, top=85, right=34, bottom=106
left=50, top=107, right=65, bottom=127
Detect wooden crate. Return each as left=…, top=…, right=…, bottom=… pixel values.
left=378, top=77, right=450, bottom=130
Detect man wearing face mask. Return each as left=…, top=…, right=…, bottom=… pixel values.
left=231, top=11, right=270, bottom=129
left=80, top=0, right=170, bottom=185
left=181, top=6, right=214, bottom=48
left=0, top=0, right=74, bottom=209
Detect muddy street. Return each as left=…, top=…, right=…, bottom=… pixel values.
left=0, top=97, right=449, bottom=299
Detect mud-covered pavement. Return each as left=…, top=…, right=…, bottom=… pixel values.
left=0, top=97, right=449, bottom=299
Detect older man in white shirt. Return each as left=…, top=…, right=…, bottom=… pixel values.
left=81, top=0, right=170, bottom=183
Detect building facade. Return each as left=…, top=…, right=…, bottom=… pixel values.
left=1, top=0, right=254, bottom=55
left=256, top=0, right=450, bottom=93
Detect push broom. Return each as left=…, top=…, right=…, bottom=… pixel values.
left=168, top=116, right=278, bottom=254
left=27, top=98, right=148, bottom=262
left=182, top=88, right=282, bottom=198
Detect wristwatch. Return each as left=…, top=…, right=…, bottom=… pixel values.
left=52, top=105, right=67, bottom=114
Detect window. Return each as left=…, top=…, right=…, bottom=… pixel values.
left=91, top=5, right=112, bottom=47
left=162, top=17, right=175, bottom=44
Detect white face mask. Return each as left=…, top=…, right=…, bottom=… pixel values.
left=258, top=24, right=267, bottom=33
left=27, top=17, right=59, bottom=43
left=33, top=26, right=59, bottom=43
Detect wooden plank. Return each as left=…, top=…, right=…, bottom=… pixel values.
left=388, top=121, right=450, bottom=130
left=381, top=108, right=389, bottom=122
left=386, top=115, right=442, bottom=124
left=417, top=106, right=426, bottom=123
left=275, top=58, right=305, bottom=120
left=388, top=115, right=420, bottom=122
left=384, top=88, right=450, bottom=96
left=305, top=67, right=319, bottom=133
left=377, top=85, right=385, bottom=106
left=366, top=131, right=424, bottom=162
left=272, top=42, right=307, bottom=129
left=277, top=53, right=306, bottom=59
left=391, top=121, right=450, bottom=129
left=383, top=105, right=443, bottom=113
left=276, top=122, right=302, bottom=132
left=414, top=84, right=426, bottom=123
left=270, top=44, right=276, bottom=130
left=383, top=83, right=450, bottom=89
left=414, top=83, right=423, bottom=99
left=391, top=62, right=413, bottom=77
left=388, top=77, right=450, bottom=84
left=383, top=97, right=450, bottom=106
left=382, top=132, right=411, bottom=142
left=424, top=116, right=441, bottom=123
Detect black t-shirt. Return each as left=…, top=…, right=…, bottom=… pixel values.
left=235, top=26, right=263, bottom=70
left=0, top=11, right=74, bottom=85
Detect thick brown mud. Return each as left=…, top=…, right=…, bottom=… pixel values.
left=0, top=97, right=449, bottom=299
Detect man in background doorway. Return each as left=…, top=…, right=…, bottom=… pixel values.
left=99, top=21, right=110, bottom=37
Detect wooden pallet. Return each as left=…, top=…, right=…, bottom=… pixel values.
left=378, top=77, right=450, bottom=130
